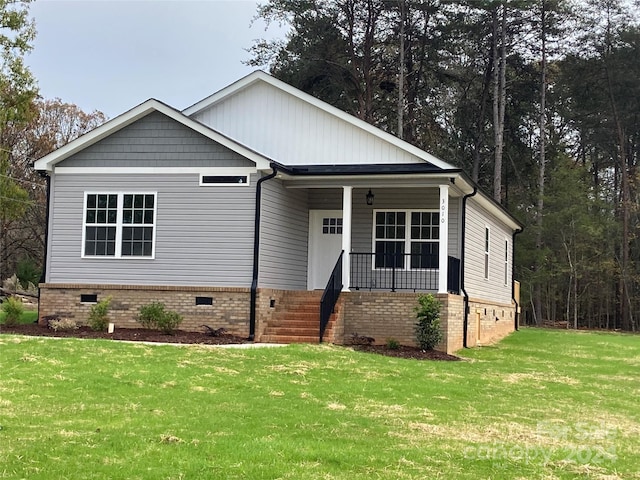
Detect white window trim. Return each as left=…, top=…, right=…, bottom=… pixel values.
left=484, top=226, right=490, bottom=280
left=371, top=209, right=439, bottom=271
left=81, top=191, right=157, bottom=260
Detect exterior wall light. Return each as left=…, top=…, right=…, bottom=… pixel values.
left=366, top=189, right=375, bottom=205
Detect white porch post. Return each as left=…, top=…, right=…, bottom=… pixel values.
left=341, top=186, right=352, bottom=292
left=438, top=185, right=449, bottom=294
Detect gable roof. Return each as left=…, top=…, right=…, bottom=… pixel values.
left=183, top=71, right=455, bottom=171
left=33, top=99, right=272, bottom=172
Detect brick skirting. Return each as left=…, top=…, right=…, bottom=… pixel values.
left=38, top=284, right=251, bottom=336
left=341, top=291, right=515, bottom=354
left=38, top=284, right=515, bottom=352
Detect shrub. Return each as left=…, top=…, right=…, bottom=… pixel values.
left=415, top=294, right=443, bottom=350
left=386, top=338, right=400, bottom=350
left=49, top=318, right=79, bottom=331
left=1, top=296, right=24, bottom=326
left=137, top=302, right=183, bottom=335
left=88, top=296, right=111, bottom=331
left=137, top=302, right=165, bottom=329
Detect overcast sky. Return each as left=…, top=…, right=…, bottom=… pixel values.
left=28, top=0, right=286, bottom=118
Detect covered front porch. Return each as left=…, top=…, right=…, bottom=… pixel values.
left=255, top=163, right=476, bottom=349
left=270, top=163, right=470, bottom=297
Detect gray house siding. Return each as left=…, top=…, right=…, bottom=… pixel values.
left=46, top=173, right=256, bottom=286
left=259, top=178, right=309, bottom=289
left=59, top=111, right=255, bottom=168
left=464, top=200, right=513, bottom=304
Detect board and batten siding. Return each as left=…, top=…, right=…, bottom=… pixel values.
left=59, top=111, right=254, bottom=168
left=191, top=81, right=424, bottom=167
left=46, top=173, right=256, bottom=286
left=308, top=187, right=460, bottom=258
left=259, top=178, right=309, bottom=290
left=464, top=200, right=513, bottom=304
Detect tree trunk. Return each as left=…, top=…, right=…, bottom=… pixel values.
left=397, top=0, right=405, bottom=139
left=492, top=3, right=507, bottom=203
left=534, top=0, right=548, bottom=327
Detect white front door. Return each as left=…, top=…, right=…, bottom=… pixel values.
left=308, top=210, right=343, bottom=290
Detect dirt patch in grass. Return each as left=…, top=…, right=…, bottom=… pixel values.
left=349, top=344, right=460, bottom=361
left=0, top=323, right=248, bottom=345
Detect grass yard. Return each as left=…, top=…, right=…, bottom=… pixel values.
left=0, top=328, right=638, bottom=479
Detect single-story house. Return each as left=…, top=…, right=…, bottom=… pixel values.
left=34, top=71, right=523, bottom=353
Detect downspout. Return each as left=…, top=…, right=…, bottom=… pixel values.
left=249, top=163, right=278, bottom=341
left=460, top=186, right=478, bottom=348
left=36, top=171, right=51, bottom=323
left=512, top=228, right=523, bottom=331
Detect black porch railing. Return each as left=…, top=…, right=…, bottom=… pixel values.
left=350, top=253, right=461, bottom=293
left=447, top=256, right=461, bottom=294
left=319, top=251, right=343, bottom=342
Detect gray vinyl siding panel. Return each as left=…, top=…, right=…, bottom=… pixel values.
left=47, top=173, right=256, bottom=286
left=59, top=111, right=254, bottom=168
left=464, top=200, right=513, bottom=304
left=259, top=178, right=309, bottom=289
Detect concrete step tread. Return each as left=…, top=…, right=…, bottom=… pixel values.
left=261, top=335, right=321, bottom=343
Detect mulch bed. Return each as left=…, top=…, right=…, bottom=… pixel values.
left=0, top=323, right=248, bottom=345
left=350, top=344, right=461, bottom=361
left=1, top=323, right=461, bottom=360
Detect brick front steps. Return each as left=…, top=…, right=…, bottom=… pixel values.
left=261, top=291, right=336, bottom=343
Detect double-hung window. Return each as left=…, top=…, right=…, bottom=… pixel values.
left=373, top=210, right=439, bottom=269
left=83, top=193, right=156, bottom=258
left=374, top=211, right=406, bottom=268
left=409, top=212, right=439, bottom=269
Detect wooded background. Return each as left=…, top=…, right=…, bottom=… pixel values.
left=2, top=0, right=638, bottom=330
left=246, top=0, right=640, bottom=331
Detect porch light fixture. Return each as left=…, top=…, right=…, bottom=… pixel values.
left=366, top=189, right=375, bottom=205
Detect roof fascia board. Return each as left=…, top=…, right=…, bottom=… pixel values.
left=34, top=99, right=271, bottom=172
left=183, top=71, right=454, bottom=170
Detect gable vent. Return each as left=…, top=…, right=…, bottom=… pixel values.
left=200, top=175, right=248, bottom=186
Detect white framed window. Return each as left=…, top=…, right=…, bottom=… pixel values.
left=373, top=210, right=439, bottom=269
left=504, top=238, right=509, bottom=286
left=82, top=192, right=157, bottom=258
left=484, top=226, right=490, bottom=279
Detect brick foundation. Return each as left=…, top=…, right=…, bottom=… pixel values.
left=465, top=297, right=517, bottom=348
left=341, top=292, right=465, bottom=354
left=340, top=292, right=515, bottom=354
left=38, top=284, right=515, bottom=351
left=38, top=284, right=251, bottom=336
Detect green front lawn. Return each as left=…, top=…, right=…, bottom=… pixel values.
left=0, top=328, right=638, bottom=479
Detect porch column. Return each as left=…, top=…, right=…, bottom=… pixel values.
left=341, top=186, right=352, bottom=292
left=438, top=185, right=449, bottom=294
